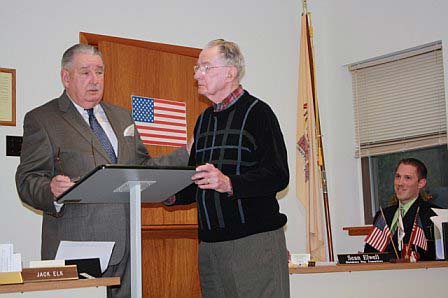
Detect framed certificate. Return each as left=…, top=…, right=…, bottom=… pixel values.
left=0, top=68, right=16, bottom=126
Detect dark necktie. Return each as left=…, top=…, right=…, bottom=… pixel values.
left=85, top=108, right=117, bottom=164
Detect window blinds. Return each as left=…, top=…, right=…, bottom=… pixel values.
left=350, top=41, right=447, bottom=157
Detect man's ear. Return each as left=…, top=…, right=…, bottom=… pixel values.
left=226, top=66, right=238, bottom=81
left=418, top=178, right=427, bottom=190
left=61, top=69, right=70, bottom=88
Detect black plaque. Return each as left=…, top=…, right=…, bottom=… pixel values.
left=337, top=253, right=393, bottom=264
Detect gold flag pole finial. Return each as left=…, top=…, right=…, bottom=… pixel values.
left=302, top=0, right=308, bottom=14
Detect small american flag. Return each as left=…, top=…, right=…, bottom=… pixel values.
left=410, top=214, right=428, bottom=251
left=365, top=213, right=392, bottom=252
left=132, top=96, right=187, bottom=147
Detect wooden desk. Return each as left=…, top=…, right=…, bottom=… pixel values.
left=289, top=261, right=448, bottom=298
left=0, top=277, right=119, bottom=298
left=289, top=260, right=448, bottom=274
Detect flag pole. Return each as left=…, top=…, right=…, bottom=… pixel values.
left=380, top=207, right=399, bottom=259
left=302, top=2, right=334, bottom=261
left=406, top=206, right=421, bottom=253
left=303, top=0, right=308, bottom=14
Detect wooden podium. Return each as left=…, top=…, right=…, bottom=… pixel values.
left=141, top=203, right=200, bottom=298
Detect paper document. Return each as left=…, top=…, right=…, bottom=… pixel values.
left=55, top=241, right=115, bottom=273
left=430, top=208, right=448, bottom=259
left=0, top=244, right=21, bottom=272
left=30, top=259, right=65, bottom=268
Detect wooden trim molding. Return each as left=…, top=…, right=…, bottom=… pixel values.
left=289, top=261, right=448, bottom=274
left=0, top=277, right=120, bottom=294
left=361, top=157, right=374, bottom=224
left=79, top=32, right=201, bottom=58
left=343, top=226, right=373, bottom=236
left=142, top=224, right=198, bottom=231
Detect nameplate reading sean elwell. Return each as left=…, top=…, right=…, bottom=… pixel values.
left=337, top=253, right=393, bottom=264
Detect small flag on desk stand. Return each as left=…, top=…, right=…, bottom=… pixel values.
left=409, top=208, right=428, bottom=251
left=365, top=210, right=392, bottom=252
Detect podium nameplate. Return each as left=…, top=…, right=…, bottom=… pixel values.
left=21, top=265, right=78, bottom=283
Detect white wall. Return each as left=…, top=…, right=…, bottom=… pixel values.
left=1, top=0, right=448, bottom=297
left=0, top=0, right=305, bottom=267
left=310, top=0, right=448, bottom=257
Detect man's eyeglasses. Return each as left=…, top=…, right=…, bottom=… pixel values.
left=193, top=65, right=231, bottom=74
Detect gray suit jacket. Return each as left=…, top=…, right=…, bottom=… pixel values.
left=16, top=91, right=189, bottom=266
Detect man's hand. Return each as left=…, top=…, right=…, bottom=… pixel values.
left=192, top=163, right=233, bottom=194
left=50, top=175, right=75, bottom=199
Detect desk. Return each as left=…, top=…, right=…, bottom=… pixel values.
left=289, top=260, right=448, bottom=273
left=0, top=277, right=119, bottom=298
left=289, top=261, right=448, bottom=298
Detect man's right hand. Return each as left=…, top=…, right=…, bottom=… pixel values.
left=50, top=175, right=75, bottom=199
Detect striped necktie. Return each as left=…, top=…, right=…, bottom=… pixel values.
left=85, top=108, right=117, bottom=164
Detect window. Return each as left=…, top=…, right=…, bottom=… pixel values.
left=349, top=41, right=448, bottom=223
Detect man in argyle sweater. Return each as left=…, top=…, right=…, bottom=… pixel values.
left=175, top=39, right=290, bottom=297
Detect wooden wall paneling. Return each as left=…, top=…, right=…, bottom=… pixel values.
left=140, top=203, right=197, bottom=226
left=142, top=230, right=200, bottom=298
left=81, top=32, right=205, bottom=298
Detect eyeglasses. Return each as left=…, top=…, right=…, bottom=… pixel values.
left=193, top=65, right=230, bottom=74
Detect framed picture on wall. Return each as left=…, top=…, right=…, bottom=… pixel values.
left=0, top=67, right=16, bottom=126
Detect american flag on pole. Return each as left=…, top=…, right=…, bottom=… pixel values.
left=132, top=96, right=187, bottom=147
left=410, top=214, right=428, bottom=251
left=365, top=213, right=392, bottom=252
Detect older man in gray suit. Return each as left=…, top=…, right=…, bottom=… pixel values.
left=15, top=44, right=189, bottom=298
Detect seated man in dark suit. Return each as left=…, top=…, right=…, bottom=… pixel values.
left=364, top=158, right=439, bottom=260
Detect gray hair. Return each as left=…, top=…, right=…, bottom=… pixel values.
left=206, top=39, right=245, bottom=82
left=61, top=44, right=103, bottom=70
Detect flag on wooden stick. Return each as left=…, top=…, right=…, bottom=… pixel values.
left=365, top=212, right=392, bottom=252
left=296, top=11, right=327, bottom=261
left=409, top=208, right=428, bottom=251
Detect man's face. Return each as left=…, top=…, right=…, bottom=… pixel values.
left=394, top=163, right=426, bottom=204
left=61, top=52, right=104, bottom=109
left=194, top=46, right=230, bottom=103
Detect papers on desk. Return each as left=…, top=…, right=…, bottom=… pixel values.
left=0, top=243, right=22, bottom=272
left=430, top=208, right=448, bottom=259
left=55, top=241, right=115, bottom=273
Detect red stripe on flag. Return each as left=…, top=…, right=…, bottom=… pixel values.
left=155, top=106, right=186, bottom=114
left=139, top=133, right=187, bottom=141
left=154, top=113, right=186, bottom=120
left=154, top=98, right=186, bottom=107
left=135, top=125, right=186, bottom=134
left=142, top=140, right=185, bottom=147
left=154, top=120, right=186, bottom=127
